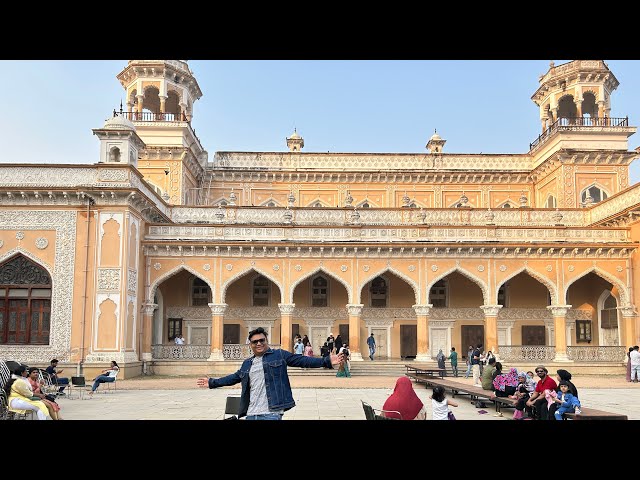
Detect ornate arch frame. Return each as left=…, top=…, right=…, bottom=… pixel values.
left=289, top=266, right=352, bottom=304
left=149, top=264, right=215, bottom=302
left=425, top=266, right=489, bottom=305
left=357, top=266, right=419, bottom=304
left=495, top=266, right=558, bottom=305
left=221, top=266, right=283, bottom=304
left=563, top=266, right=629, bottom=306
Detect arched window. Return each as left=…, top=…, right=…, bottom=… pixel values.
left=502, top=203, right=513, bottom=208
left=0, top=255, right=51, bottom=345
left=600, top=293, right=618, bottom=329
left=311, top=275, right=328, bottom=307
left=252, top=276, right=270, bottom=306
left=409, top=203, right=417, bottom=208
left=429, top=279, right=448, bottom=308
left=497, top=284, right=507, bottom=307
left=266, top=202, right=276, bottom=207
left=545, top=195, right=557, bottom=208
left=191, top=277, right=211, bottom=306
left=370, top=277, right=387, bottom=308
left=312, top=202, right=323, bottom=208
left=581, top=185, right=608, bottom=204
left=109, top=147, right=121, bottom=163
left=361, top=202, right=370, bottom=209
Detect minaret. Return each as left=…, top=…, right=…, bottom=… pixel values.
left=531, top=60, right=619, bottom=133
left=426, top=130, right=446, bottom=153
left=114, top=60, right=207, bottom=205
left=286, top=129, right=304, bottom=152
left=92, top=114, right=145, bottom=167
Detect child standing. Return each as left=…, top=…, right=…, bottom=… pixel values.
left=553, top=380, right=581, bottom=420
left=430, top=385, right=458, bottom=420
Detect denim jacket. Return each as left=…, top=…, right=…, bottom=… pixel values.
left=208, top=348, right=333, bottom=418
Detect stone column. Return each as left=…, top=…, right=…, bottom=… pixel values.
left=413, top=304, right=433, bottom=362
left=159, top=95, right=167, bottom=114
left=548, top=305, right=572, bottom=362
left=550, top=107, right=558, bottom=124
left=136, top=94, right=144, bottom=115
left=481, top=305, right=502, bottom=354
left=141, top=302, right=158, bottom=361
left=574, top=98, right=582, bottom=119
left=619, top=305, right=637, bottom=349
left=346, top=304, right=364, bottom=361
left=207, top=303, right=228, bottom=361
left=278, top=303, right=295, bottom=352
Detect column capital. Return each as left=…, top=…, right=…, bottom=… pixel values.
left=481, top=305, right=503, bottom=317
left=142, top=303, right=158, bottom=316
left=618, top=305, right=638, bottom=318
left=278, top=303, right=296, bottom=315
left=346, top=304, right=364, bottom=316
left=413, top=304, right=433, bottom=316
left=547, top=305, right=572, bottom=317
left=208, top=303, right=228, bottom=316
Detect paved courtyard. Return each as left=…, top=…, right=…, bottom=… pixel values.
left=54, top=376, right=640, bottom=420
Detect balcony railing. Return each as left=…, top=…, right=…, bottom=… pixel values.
left=566, top=346, right=626, bottom=362
left=151, top=343, right=281, bottom=360
left=498, top=345, right=556, bottom=362
left=530, top=116, right=629, bottom=151
left=114, top=110, right=188, bottom=122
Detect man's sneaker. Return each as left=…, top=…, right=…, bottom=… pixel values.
left=57, top=392, right=66, bottom=396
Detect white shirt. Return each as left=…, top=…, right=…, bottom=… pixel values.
left=630, top=350, right=640, bottom=366
left=247, top=355, right=284, bottom=416
left=431, top=398, right=450, bottom=420
left=175, top=336, right=185, bottom=345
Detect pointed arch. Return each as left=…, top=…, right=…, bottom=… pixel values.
left=563, top=266, right=629, bottom=306
left=496, top=200, right=516, bottom=208
left=259, top=198, right=282, bottom=207
left=221, top=266, right=283, bottom=303
left=426, top=266, right=489, bottom=305
left=306, top=197, right=331, bottom=208
left=149, top=264, right=215, bottom=302
left=290, top=267, right=352, bottom=303
left=356, top=199, right=377, bottom=208
left=0, top=248, right=53, bottom=278
left=357, top=267, right=419, bottom=304
left=496, top=266, right=558, bottom=304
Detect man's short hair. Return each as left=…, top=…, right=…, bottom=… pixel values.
left=50, top=359, right=59, bottom=364
left=451, top=347, right=455, bottom=351
left=248, top=327, right=268, bottom=341
left=488, top=357, right=496, bottom=365
left=476, top=344, right=482, bottom=349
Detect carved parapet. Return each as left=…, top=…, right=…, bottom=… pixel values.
left=547, top=305, right=572, bottom=318
left=278, top=303, right=296, bottom=315
left=346, top=304, right=364, bottom=316
left=412, top=304, right=434, bottom=316
left=618, top=304, right=637, bottom=317
left=208, top=303, right=228, bottom=316
left=481, top=305, right=503, bottom=317
left=142, top=303, right=158, bottom=316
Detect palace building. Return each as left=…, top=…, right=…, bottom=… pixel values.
left=1, top=59, right=639, bottom=377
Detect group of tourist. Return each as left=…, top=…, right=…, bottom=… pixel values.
left=2, top=358, right=120, bottom=419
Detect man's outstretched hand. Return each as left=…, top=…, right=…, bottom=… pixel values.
left=196, top=377, right=209, bottom=388
left=329, top=353, right=345, bottom=366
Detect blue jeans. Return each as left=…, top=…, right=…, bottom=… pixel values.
left=464, top=363, right=472, bottom=378
left=92, top=375, right=114, bottom=392
left=246, top=413, right=283, bottom=420
left=369, top=347, right=375, bottom=360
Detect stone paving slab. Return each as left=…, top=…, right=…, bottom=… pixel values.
left=53, top=386, right=640, bottom=420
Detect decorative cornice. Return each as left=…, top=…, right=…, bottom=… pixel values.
left=481, top=305, right=503, bottom=317
left=346, top=304, right=364, bottom=316
left=547, top=305, right=572, bottom=317
left=208, top=303, right=228, bottom=316
left=429, top=320, right=456, bottom=328
left=618, top=305, right=638, bottom=318
left=364, top=318, right=395, bottom=327
left=278, top=303, right=296, bottom=315
left=362, top=307, right=414, bottom=319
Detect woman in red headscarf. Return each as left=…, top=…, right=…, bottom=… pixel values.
left=382, top=377, right=426, bottom=420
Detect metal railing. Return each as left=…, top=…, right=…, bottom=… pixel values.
left=530, top=116, right=629, bottom=151
left=566, top=346, right=627, bottom=362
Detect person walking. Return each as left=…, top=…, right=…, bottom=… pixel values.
left=197, top=327, right=343, bottom=420
left=464, top=345, right=474, bottom=378
left=436, top=349, right=446, bottom=378
left=630, top=345, right=640, bottom=382
left=447, top=347, right=458, bottom=377
left=367, top=333, right=376, bottom=361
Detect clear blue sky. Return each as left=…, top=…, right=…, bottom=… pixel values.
left=2, top=60, right=640, bottom=183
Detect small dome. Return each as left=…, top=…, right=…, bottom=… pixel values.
left=103, top=115, right=136, bottom=131
left=430, top=132, right=442, bottom=141
left=288, top=129, right=302, bottom=139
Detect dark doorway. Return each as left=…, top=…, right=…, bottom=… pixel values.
left=292, top=323, right=300, bottom=339
left=461, top=325, right=484, bottom=359
left=223, top=324, right=240, bottom=344
left=339, top=324, right=349, bottom=344
left=522, top=326, right=546, bottom=345
left=400, top=325, right=417, bottom=359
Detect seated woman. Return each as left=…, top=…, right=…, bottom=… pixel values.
left=491, top=366, right=519, bottom=398
left=3, top=365, right=51, bottom=420
left=382, top=377, right=427, bottom=420
left=88, top=361, right=119, bottom=397
left=26, top=367, right=63, bottom=420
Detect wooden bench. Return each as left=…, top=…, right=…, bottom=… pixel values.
left=405, top=365, right=445, bottom=377
left=405, top=370, right=496, bottom=407
left=563, top=407, right=627, bottom=420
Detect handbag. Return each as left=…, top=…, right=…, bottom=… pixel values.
left=447, top=410, right=456, bottom=421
